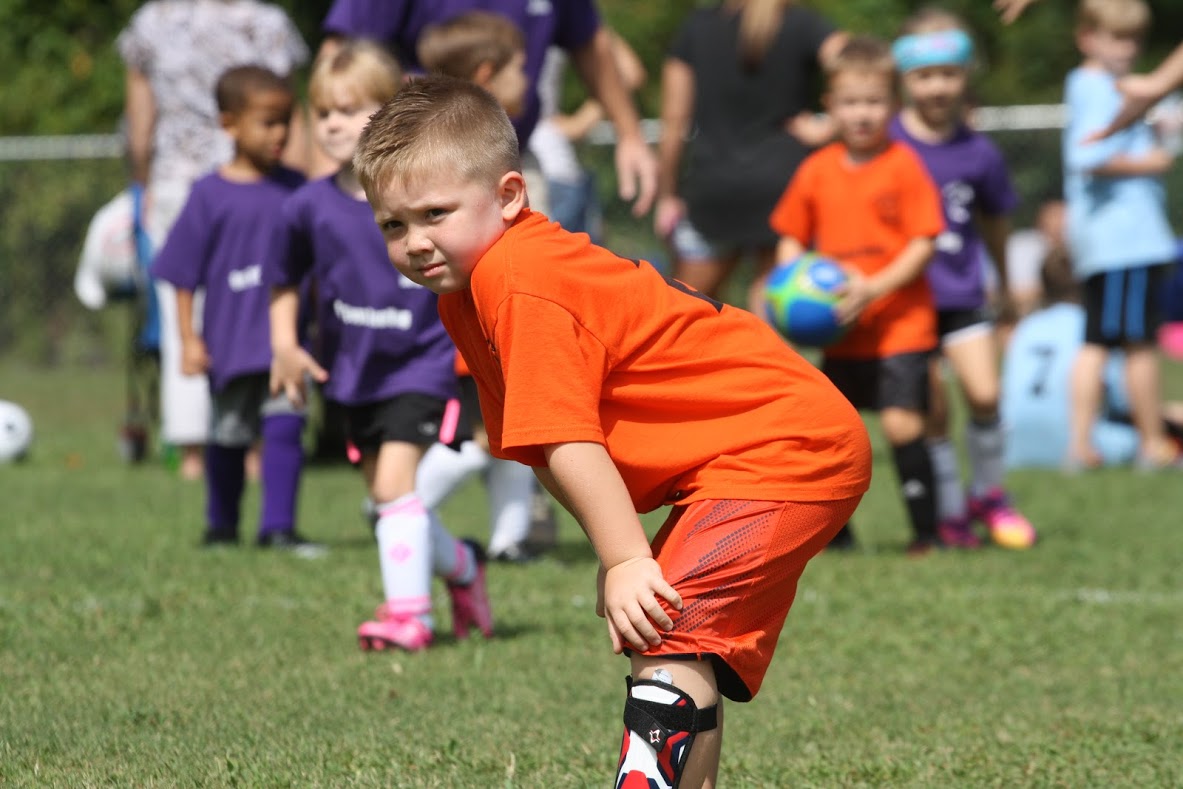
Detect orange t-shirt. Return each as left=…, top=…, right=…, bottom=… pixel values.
left=437, top=210, right=872, bottom=514
left=769, top=141, right=944, bottom=359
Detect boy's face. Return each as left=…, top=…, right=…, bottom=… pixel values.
left=901, top=64, right=967, bottom=129
left=222, top=90, right=293, bottom=171
left=484, top=51, right=529, bottom=118
left=826, top=70, right=894, bottom=156
left=372, top=167, right=527, bottom=294
left=1077, top=28, right=1141, bottom=76
left=314, top=83, right=382, bottom=167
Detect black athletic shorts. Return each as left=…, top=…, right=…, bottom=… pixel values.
left=339, top=393, right=471, bottom=452
left=822, top=351, right=932, bottom=413
left=457, top=375, right=483, bottom=428
left=936, top=306, right=993, bottom=343
left=1083, top=264, right=1170, bottom=347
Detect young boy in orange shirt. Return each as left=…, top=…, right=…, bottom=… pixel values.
left=771, top=36, right=945, bottom=554
left=354, top=76, right=872, bottom=788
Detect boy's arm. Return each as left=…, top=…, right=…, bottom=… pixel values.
left=269, top=285, right=327, bottom=407
left=1088, top=42, right=1183, bottom=141
left=124, top=66, right=155, bottom=187
left=1089, top=149, right=1174, bottom=177
left=571, top=27, right=657, bottom=217
left=541, top=441, right=681, bottom=654
left=175, top=288, right=209, bottom=376
left=836, top=237, right=935, bottom=325
left=776, top=236, right=806, bottom=265
left=654, top=57, right=693, bottom=240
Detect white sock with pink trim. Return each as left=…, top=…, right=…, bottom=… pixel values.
left=375, top=493, right=433, bottom=628
left=428, top=510, right=476, bottom=585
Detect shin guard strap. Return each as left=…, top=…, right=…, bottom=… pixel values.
left=623, top=676, right=718, bottom=753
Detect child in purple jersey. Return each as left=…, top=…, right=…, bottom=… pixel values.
left=266, top=40, right=492, bottom=652
left=150, top=66, right=313, bottom=552
left=891, top=8, right=1036, bottom=550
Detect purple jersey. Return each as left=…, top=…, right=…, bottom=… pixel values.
left=265, top=176, right=457, bottom=406
left=151, top=167, right=305, bottom=392
left=322, top=0, right=599, bottom=144
left=890, top=116, right=1017, bottom=311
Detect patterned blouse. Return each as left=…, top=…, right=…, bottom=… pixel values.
left=118, top=0, right=309, bottom=186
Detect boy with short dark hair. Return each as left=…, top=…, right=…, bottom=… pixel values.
left=771, top=35, right=946, bottom=554
left=150, top=65, right=311, bottom=551
left=353, top=74, right=871, bottom=789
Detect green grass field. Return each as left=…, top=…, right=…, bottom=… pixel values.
left=2, top=360, right=1182, bottom=787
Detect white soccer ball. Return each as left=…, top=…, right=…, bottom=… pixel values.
left=0, top=400, right=33, bottom=463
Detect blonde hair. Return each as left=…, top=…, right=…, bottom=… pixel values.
left=354, top=75, right=521, bottom=198
left=417, top=11, right=525, bottom=81
left=826, top=35, right=896, bottom=86
left=723, top=0, right=792, bottom=71
left=1077, top=0, right=1150, bottom=36
left=900, top=6, right=969, bottom=37
left=309, top=38, right=402, bottom=110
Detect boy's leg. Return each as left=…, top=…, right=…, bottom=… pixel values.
left=617, top=656, right=722, bottom=789
left=1069, top=343, right=1108, bottom=468
left=204, top=443, right=246, bottom=543
left=487, top=457, right=536, bottom=560
left=881, top=407, right=939, bottom=553
left=203, top=379, right=253, bottom=544
left=414, top=440, right=489, bottom=511
left=1125, top=342, right=1175, bottom=465
left=257, top=412, right=306, bottom=540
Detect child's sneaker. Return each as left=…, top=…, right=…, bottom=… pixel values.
left=969, top=488, right=1036, bottom=550
left=447, top=539, right=494, bottom=639
left=936, top=515, right=981, bottom=549
left=357, top=611, right=433, bottom=652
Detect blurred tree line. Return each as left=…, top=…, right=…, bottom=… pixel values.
left=3, top=0, right=1182, bottom=135
left=1, top=0, right=1181, bottom=363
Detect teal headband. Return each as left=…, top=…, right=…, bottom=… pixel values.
left=892, top=29, right=973, bottom=72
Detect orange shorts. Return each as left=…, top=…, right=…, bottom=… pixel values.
left=639, top=496, right=860, bottom=702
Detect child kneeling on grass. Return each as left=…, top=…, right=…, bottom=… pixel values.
left=354, top=75, right=872, bottom=788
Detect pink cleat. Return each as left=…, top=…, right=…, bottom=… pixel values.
left=937, top=515, right=981, bottom=549
left=970, top=488, right=1036, bottom=550
left=448, top=539, right=494, bottom=639
left=357, top=611, right=433, bottom=652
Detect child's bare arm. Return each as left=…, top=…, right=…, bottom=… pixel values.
left=269, top=286, right=327, bottom=407
left=836, top=237, right=935, bottom=324
left=1090, top=148, right=1174, bottom=177
left=175, top=287, right=209, bottom=376
left=542, top=441, right=681, bottom=654
left=776, top=235, right=806, bottom=265
left=976, top=213, right=1016, bottom=322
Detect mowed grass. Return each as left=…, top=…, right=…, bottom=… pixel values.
left=2, top=360, right=1182, bottom=787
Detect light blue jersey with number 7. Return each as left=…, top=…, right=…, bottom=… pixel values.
left=1002, top=303, right=1137, bottom=468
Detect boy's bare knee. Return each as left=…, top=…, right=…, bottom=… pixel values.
left=881, top=407, right=925, bottom=445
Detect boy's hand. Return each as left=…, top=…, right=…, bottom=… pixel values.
left=654, top=195, right=685, bottom=240
left=834, top=269, right=878, bottom=325
left=601, top=557, right=682, bottom=654
left=270, top=345, right=328, bottom=408
left=180, top=337, right=210, bottom=376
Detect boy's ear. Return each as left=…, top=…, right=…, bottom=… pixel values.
left=472, top=60, right=495, bottom=89
left=218, top=111, right=238, bottom=134
left=497, top=171, right=528, bottom=220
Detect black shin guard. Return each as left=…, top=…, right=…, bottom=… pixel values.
left=892, top=438, right=937, bottom=542
left=615, top=674, right=718, bottom=789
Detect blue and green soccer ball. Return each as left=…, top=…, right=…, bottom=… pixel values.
left=764, top=253, right=848, bottom=347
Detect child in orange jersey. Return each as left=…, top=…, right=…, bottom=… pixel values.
left=771, top=36, right=945, bottom=554
left=353, top=75, right=871, bottom=789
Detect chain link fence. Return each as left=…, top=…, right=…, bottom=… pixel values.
left=3, top=108, right=1182, bottom=368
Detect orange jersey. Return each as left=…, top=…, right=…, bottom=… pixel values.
left=770, top=141, right=944, bottom=359
left=437, top=210, right=871, bottom=514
